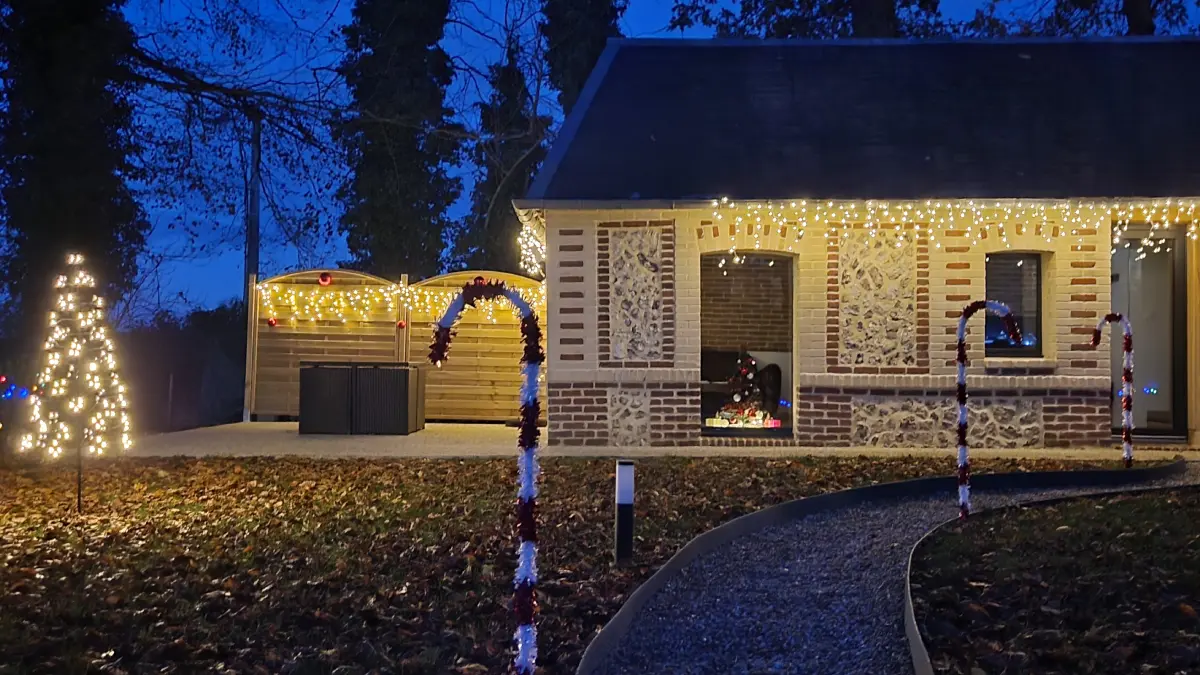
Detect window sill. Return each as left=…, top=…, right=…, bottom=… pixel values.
left=983, top=357, right=1058, bottom=373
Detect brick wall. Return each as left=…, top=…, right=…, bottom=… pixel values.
left=930, top=222, right=1110, bottom=378
left=546, top=381, right=700, bottom=446
left=1043, top=389, right=1112, bottom=447
left=543, top=204, right=1117, bottom=449
left=700, top=253, right=792, bottom=351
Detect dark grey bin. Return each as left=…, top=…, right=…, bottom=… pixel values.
left=298, top=363, right=353, bottom=434
left=351, top=362, right=427, bottom=435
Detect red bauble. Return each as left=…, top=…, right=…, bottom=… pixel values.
left=318, top=272, right=333, bottom=286
left=396, top=320, right=407, bottom=330
left=267, top=317, right=278, bottom=327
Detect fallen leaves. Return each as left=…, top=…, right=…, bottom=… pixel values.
left=0, top=454, right=1126, bottom=673
left=912, top=486, right=1200, bottom=674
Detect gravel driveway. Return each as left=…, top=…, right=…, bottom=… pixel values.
left=588, top=465, right=1200, bottom=675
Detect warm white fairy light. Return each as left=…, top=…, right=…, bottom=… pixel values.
left=705, top=197, right=1198, bottom=266
left=257, top=278, right=548, bottom=326
left=20, top=253, right=132, bottom=459
left=518, top=227, right=546, bottom=278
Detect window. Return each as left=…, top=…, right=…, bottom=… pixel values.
left=984, top=253, right=1042, bottom=357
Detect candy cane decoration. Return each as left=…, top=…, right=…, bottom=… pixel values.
left=1090, top=313, right=1134, bottom=468
left=956, top=300, right=1021, bottom=519
left=430, top=277, right=544, bottom=674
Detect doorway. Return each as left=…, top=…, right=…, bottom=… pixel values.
left=698, top=252, right=794, bottom=437
left=1110, top=229, right=1187, bottom=436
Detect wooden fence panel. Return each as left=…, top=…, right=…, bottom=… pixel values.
left=249, top=269, right=545, bottom=423
left=406, top=271, right=545, bottom=423
left=251, top=271, right=400, bottom=417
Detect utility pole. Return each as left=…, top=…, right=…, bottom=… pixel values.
left=242, top=106, right=262, bottom=423
left=244, top=107, right=262, bottom=300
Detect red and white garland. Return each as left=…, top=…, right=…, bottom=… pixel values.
left=429, top=277, right=544, bottom=674
left=955, top=300, right=1021, bottom=519
left=1090, top=313, right=1134, bottom=468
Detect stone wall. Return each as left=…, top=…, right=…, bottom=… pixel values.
left=829, top=227, right=929, bottom=372
left=794, top=379, right=1109, bottom=448
left=699, top=253, right=792, bottom=352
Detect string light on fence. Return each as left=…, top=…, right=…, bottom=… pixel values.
left=257, top=277, right=547, bottom=326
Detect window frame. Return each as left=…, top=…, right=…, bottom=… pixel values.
left=983, top=252, right=1044, bottom=358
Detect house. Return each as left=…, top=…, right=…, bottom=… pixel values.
left=514, top=37, right=1200, bottom=449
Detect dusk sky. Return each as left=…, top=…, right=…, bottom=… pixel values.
left=137, top=0, right=981, bottom=311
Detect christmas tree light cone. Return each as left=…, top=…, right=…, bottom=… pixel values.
left=20, top=253, right=131, bottom=508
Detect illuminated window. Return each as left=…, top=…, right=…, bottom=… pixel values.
left=985, top=253, right=1042, bottom=357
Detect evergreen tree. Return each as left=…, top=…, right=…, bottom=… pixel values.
left=335, top=0, right=463, bottom=281
left=0, top=0, right=148, bottom=363
left=540, top=0, right=626, bottom=115
left=456, top=42, right=550, bottom=273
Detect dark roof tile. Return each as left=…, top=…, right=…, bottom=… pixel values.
left=527, top=38, right=1200, bottom=202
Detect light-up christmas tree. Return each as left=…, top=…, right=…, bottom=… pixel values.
left=21, top=253, right=131, bottom=510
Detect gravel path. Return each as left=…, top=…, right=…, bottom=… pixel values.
left=590, top=465, right=1200, bottom=675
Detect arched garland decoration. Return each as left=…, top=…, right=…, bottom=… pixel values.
left=429, top=277, right=544, bottom=675
left=1090, top=313, right=1134, bottom=468
left=955, top=300, right=1021, bottom=519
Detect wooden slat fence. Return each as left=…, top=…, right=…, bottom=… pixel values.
left=406, top=271, right=546, bottom=423
left=248, top=269, right=545, bottom=423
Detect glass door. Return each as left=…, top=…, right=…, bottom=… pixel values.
left=1110, top=229, right=1187, bottom=435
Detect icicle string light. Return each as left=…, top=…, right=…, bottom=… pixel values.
left=955, top=300, right=1019, bottom=520
left=429, top=277, right=545, bottom=675
left=1091, top=313, right=1134, bottom=468
left=514, top=197, right=1198, bottom=272
left=21, top=253, right=132, bottom=459
left=705, top=197, right=1198, bottom=268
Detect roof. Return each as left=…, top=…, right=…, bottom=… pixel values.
left=523, top=37, right=1200, bottom=204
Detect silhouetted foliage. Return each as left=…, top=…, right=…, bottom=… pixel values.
left=334, top=0, right=464, bottom=281
left=541, top=0, right=626, bottom=114
left=0, top=0, right=149, bottom=364
left=455, top=41, right=550, bottom=273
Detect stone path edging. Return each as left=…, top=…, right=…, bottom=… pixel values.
left=903, top=469, right=1195, bottom=675
left=576, top=458, right=1188, bottom=675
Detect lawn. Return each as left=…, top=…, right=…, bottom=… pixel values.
left=911, top=487, right=1200, bottom=675
left=1, top=455, right=1129, bottom=674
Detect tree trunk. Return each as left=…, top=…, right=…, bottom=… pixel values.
left=851, top=0, right=899, bottom=37
left=1122, top=0, right=1155, bottom=34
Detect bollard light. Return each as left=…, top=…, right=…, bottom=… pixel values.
left=615, top=460, right=635, bottom=565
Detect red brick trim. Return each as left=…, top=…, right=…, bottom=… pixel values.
left=915, top=231, right=931, bottom=371
left=554, top=231, right=589, bottom=364
left=596, top=220, right=676, bottom=368
left=825, top=237, right=840, bottom=370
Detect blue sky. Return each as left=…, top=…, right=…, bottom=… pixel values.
left=138, top=0, right=986, bottom=311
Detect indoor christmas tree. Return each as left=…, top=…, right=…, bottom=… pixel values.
left=21, top=253, right=131, bottom=510
left=708, top=353, right=782, bottom=429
